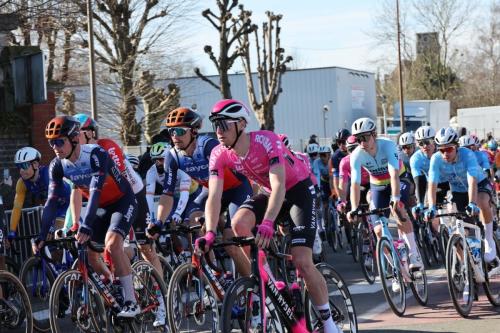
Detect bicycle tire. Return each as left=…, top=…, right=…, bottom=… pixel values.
left=166, top=262, right=219, bottom=333
left=19, top=256, right=55, bottom=332
left=131, top=260, right=170, bottom=331
left=326, top=206, right=338, bottom=252
left=440, top=224, right=450, bottom=268
left=418, top=226, right=432, bottom=268
left=376, top=237, right=406, bottom=316
left=305, top=263, right=358, bottom=333
left=220, top=276, right=283, bottom=333
left=158, top=255, right=174, bottom=285
left=409, top=266, right=428, bottom=306
left=446, top=234, right=473, bottom=318
left=483, top=236, right=500, bottom=307
left=350, top=226, right=359, bottom=263
left=48, top=268, right=108, bottom=333
left=5, top=257, right=20, bottom=276
left=0, top=269, right=33, bottom=333
left=358, top=224, right=376, bottom=284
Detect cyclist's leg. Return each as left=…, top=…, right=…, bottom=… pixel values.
left=398, top=178, right=422, bottom=267
left=477, top=179, right=496, bottom=262
left=369, top=184, right=390, bottom=238
left=434, top=182, right=450, bottom=233
left=288, top=179, right=337, bottom=332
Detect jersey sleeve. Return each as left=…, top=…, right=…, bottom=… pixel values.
left=98, top=138, right=126, bottom=173
left=339, top=157, right=349, bottom=180
left=410, top=154, right=423, bottom=177
left=10, top=179, right=27, bottom=232
left=428, top=153, right=441, bottom=184
left=386, top=141, right=400, bottom=172
left=162, top=150, right=178, bottom=196
left=266, top=132, right=287, bottom=170
left=39, top=159, right=66, bottom=240
left=177, top=170, right=192, bottom=192
left=480, top=152, right=491, bottom=170
left=464, top=149, right=484, bottom=180
left=350, top=150, right=362, bottom=185
left=208, top=145, right=227, bottom=180
left=332, top=152, right=342, bottom=177
left=312, top=159, right=321, bottom=184
left=203, top=137, right=220, bottom=160
left=145, top=166, right=157, bottom=214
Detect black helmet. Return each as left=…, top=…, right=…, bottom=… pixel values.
left=335, top=128, right=351, bottom=141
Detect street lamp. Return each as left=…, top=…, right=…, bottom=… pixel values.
left=87, top=0, right=98, bottom=120
left=322, top=104, right=329, bottom=138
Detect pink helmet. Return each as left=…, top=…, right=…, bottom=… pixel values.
left=346, top=135, right=358, bottom=149
left=210, top=99, right=251, bottom=123
left=278, top=133, right=290, bottom=148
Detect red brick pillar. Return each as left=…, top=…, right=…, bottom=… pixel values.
left=31, top=92, right=56, bottom=165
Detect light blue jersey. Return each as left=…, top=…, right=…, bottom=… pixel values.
left=350, top=138, right=405, bottom=186
left=428, top=147, right=486, bottom=192
left=474, top=150, right=491, bottom=170
left=312, top=158, right=329, bottom=185
left=410, top=149, right=431, bottom=178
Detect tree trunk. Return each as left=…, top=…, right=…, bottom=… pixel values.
left=61, top=29, right=73, bottom=83
left=255, top=104, right=275, bottom=131
left=119, top=69, right=141, bottom=146
left=46, top=29, right=58, bottom=82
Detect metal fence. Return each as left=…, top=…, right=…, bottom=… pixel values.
left=3, top=206, right=44, bottom=265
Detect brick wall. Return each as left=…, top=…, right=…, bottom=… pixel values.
left=31, top=92, right=56, bottom=165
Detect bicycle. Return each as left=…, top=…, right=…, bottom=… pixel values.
left=48, top=237, right=168, bottom=333
left=0, top=269, right=33, bottom=333
left=325, top=198, right=344, bottom=252
left=166, top=227, right=235, bottom=333
left=414, top=209, right=445, bottom=268
left=435, top=211, right=500, bottom=317
left=356, top=205, right=377, bottom=284
left=219, top=236, right=358, bottom=333
left=352, top=207, right=428, bottom=316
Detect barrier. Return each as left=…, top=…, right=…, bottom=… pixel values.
left=3, top=206, right=44, bottom=266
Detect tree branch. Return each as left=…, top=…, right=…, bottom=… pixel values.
left=194, top=67, right=221, bottom=91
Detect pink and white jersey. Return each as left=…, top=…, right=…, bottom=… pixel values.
left=209, top=130, right=310, bottom=191
left=293, top=151, right=318, bottom=186
left=339, top=155, right=369, bottom=185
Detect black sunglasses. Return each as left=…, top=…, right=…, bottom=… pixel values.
left=211, top=119, right=239, bottom=133
left=168, top=127, right=189, bottom=137
left=402, top=144, right=414, bottom=150
left=336, top=139, right=346, bottom=145
left=356, top=133, right=372, bottom=143
left=417, top=138, right=434, bottom=147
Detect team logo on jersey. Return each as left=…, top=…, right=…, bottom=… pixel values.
left=108, top=146, right=122, bottom=168
left=255, top=134, right=273, bottom=153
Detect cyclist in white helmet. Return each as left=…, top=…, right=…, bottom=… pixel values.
left=306, top=143, right=320, bottom=165
left=399, top=132, right=416, bottom=174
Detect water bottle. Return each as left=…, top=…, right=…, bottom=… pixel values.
left=291, top=282, right=304, bottom=317
left=466, top=237, right=481, bottom=264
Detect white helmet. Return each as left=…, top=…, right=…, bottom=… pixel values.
left=415, top=126, right=436, bottom=141
left=434, top=127, right=458, bottom=146
left=470, top=134, right=480, bottom=146
left=319, top=145, right=331, bottom=154
left=125, top=154, right=140, bottom=170
left=351, top=117, right=376, bottom=135
left=306, top=143, right=320, bottom=154
left=399, top=132, right=415, bottom=146
left=15, top=147, right=41, bottom=163
left=458, top=135, right=475, bottom=147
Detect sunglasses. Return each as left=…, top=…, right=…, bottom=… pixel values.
left=438, top=146, right=456, bottom=154
left=48, top=138, right=66, bottom=148
left=319, top=153, right=329, bottom=158
left=168, top=127, right=189, bottom=137
left=336, top=140, right=346, bottom=145
left=16, top=162, right=32, bottom=170
left=356, top=133, right=372, bottom=143
left=402, top=144, right=414, bottom=150
left=308, top=152, right=318, bottom=157
left=212, top=119, right=239, bottom=133
left=417, top=139, right=434, bottom=147
left=347, top=146, right=357, bottom=153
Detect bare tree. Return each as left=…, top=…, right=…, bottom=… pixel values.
left=73, top=0, right=194, bottom=145
left=238, top=11, right=292, bottom=130
left=194, top=0, right=254, bottom=98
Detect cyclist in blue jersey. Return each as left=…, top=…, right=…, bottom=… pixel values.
left=312, top=146, right=332, bottom=200
left=306, top=143, right=320, bottom=166
left=459, top=135, right=494, bottom=182
left=424, top=127, right=496, bottom=264
left=398, top=132, right=416, bottom=176
left=410, top=126, right=450, bottom=234
left=35, top=116, right=140, bottom=317
left=148, top=107, right=253, bottom=276
left=330, top=128, right=350, bottom=199
left=347, top=117, right=423, bottom=274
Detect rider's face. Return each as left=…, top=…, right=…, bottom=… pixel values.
left=438, top=144, right=457, bottom=162
left=170, top=127, right=191, bottom=150
left=18, top=162, right=36, bottom=180
left=215, top=119, right=242, bottom=146
left=49, top=137, right=73, bottom=159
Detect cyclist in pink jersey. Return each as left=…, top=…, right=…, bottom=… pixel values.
left=196, top=99, right=340, bottom=333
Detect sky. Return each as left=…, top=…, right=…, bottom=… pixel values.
left=183, top=0, right=490, bottom=76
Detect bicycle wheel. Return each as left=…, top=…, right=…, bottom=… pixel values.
left=409, top=265, right=428, bottom=306
left=5, top=257, right=20, bottom=276
left=49, top=269, right=108, bottom=333
left=19, top=256, right=55, bottom=332
left=326, top=206, right=339, bottom=252
left=0, top=270, right=33, bottom=333
left=376, top=237, right=406, bottom=316
left=483, top=236, right=500, bottom=307
left=358, top=225, right=376, bottom=284
left=350, top=226, right=359, bottom=262
left=220, top=276, right=283, bottom=333
left=440, top=224, right=451, bottom=267
left=418, top=227, right=432, bottom=268
left=305, top=263, right=358, bottom=333
left=166, top=262, right=219, bottom=333
left=158, top=255, right=174, bottom=285
left=446, top=234, right=473, bottom=317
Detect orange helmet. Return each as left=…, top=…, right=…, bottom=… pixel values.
left=45, top=116, right=80, bottom=139
left=165, top=107, right=202, bottom=129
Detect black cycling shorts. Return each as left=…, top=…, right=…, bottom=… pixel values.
left=133, top=187, right=150, bottom=242
left=436, top=182, right=450, bottom=205
left=239, top=178, right=317, bottom=248
left=91, top=191, right=138, bottom=244
left=452, top=179, right=493, bottom=212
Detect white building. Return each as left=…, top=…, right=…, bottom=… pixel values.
left=68, top=66, right=377, bottom=150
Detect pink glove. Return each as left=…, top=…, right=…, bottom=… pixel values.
left=336, top=201, right=347, bottom=212
left=195, top=231, right=216, bottom=253
left=257, top=219, right=275, bottom=241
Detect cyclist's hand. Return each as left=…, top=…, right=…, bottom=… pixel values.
left=466, top=202, right=480, bottom=217
left=336, top=200, right=347, bottom=213
left=411, top=203, right=425, bottom=219
left=146, top=220, right=162, bottom=240
left=76, top=225, right=92, bottom=244
left=31, top=238, right=43, bottom=255
left=347, top=210, right=358, bottom=224
left=6, top=231, right=16, bottom=249
left=195, top=231, right=216, bottom=255
left=54, top=228, right=66, bottom=239
left=390, top=197, right=403, bottom=217
left=255, top=219, right=274, bottom=249
left=171, top=213, right=182, bottom=225
left=424, top=206, right=436, bottom=222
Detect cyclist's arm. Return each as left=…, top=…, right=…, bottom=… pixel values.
left=9, top=178, right=27, bottom=232
left=145, top=166, right=157, bottom=216
left=264, top=164, right=286, bottom=222
left=387, top=149, right=401, bottom=201
left=349, top=154, right=362, bottom=210
left=467, top=175, right=478, bottom=205
left=39, top=160, right=66, bottom=241
left=70, top=187, right=82, bottom=230
left=413, top=175, right=427, bottom=205
left=205, top=175, right=224, bottom=234
left=172, top=170, right=191, bottom=217
left=312, top=160, right=321, bottom=185
left=156, top=154, right=178, bottom=223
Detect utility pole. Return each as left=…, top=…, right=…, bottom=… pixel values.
left=87, top=0, right=98, bottom=120
left=396, top=0, right=405, bottom=132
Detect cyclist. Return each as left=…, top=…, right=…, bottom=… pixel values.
left=9, top=147, right=71, bottom=240
left=347, top=117, right=423, bottom=274
left=410, top=126, right=450, bottom=235
left=424, top=127, right=496, bottom=264
left=306, top=142, right=320, bottom=166
left=35, top=116, right=140, bottom=317
left=399, top=132, right=416, bottom=175
left=197, top=99, right=340, bottom=333
left=330, top=128, right=350, bottom=199
left=313, top=146, right=332, bottom=209
left=149, top=107, right=253, bottom=276
left=483, top=139, right=498, bottom=167
left=459, top=135, right=493, bottom=180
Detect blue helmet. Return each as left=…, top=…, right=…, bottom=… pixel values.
left=488, top=139, right=498, bottom=150
left=74, top=113, right=98, bottom=131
